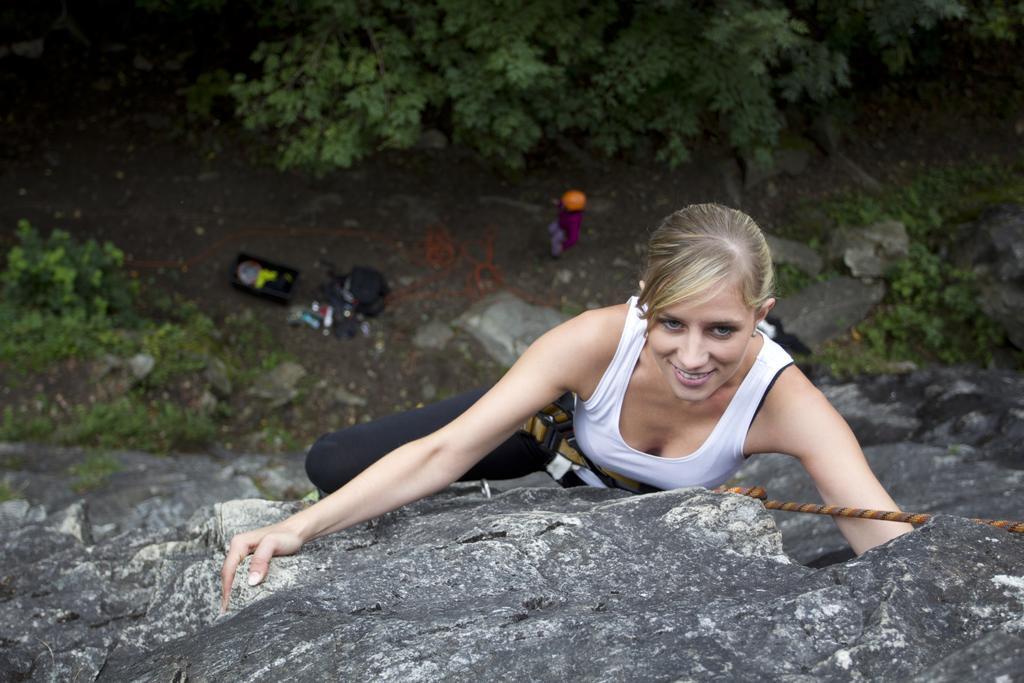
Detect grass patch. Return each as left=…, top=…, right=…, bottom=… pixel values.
left=0, top=479, right=23, bottom=502
left=67, top=452, right=121, bottom=493
left=0, top=304, right=133, bottom=373
left=221, top=309, right=296, bottom=385
left=254, top=416, right=303, bottom=453
left=2, top=395, right=219, bottom=454
left=0, top=405, right=57, bottom=443
left=780, top=159, right=1024, bottom=245
left=817, top=160, right=1024, bottom=242
left=774, top=262, right=823, bottom=299
left=58, top=397, right=217, bottom=453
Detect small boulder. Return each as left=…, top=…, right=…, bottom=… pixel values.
left=412, top=320, right=454, bottom=351
left=127, top=353, right=155, bottom=382
left=250, top=362, right=307, bottom=409
left=772, top=276, right=886, bottom=349
left=831, top=219, right=910, bottom=279
left=765, top=234, right=823, bottom=275
left=454, top=291, right=568, bottom=367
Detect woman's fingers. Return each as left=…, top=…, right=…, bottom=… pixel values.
left=219, top=530, right=304, bottom=613
left=220, top=533, right=258, bottom=613
left=246, top=537, right=281, bottom=587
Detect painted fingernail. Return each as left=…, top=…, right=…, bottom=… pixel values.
left=247, top=572, right=260, bottom=586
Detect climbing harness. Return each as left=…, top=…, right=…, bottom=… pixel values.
left=522, top=393, right=660, bottom=494
left=715, top=486, right=1024, bottom=534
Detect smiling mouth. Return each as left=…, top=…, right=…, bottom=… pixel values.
left=671, top=364, right=714, bottom=386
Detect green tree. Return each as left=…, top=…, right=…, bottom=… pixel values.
left=143, top=0, right=1022, bottom=171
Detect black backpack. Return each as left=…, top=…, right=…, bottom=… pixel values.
left=322, top=265, right=390, bottom=318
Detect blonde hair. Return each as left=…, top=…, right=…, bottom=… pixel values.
left=637, top=203, right=774, bottom=324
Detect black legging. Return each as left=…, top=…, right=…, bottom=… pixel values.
left=305, top=388, right=552, bottom=495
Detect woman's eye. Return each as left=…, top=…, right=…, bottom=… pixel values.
left=660, top=319, right=682, bottom=330
left=711, top=326, right=735, bottom=338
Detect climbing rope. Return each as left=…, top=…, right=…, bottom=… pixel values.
left=714, top=486, right=1024, bottom=534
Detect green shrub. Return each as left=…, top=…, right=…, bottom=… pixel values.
left=866, top=244, right=1004, bottom=364
left=139, top=317, right=217, bottom=386
left=185, top=68, right=234, bottom=120
left=774, top=263, right=818, bottom=298
left=2, top=220, right=137, bottom=321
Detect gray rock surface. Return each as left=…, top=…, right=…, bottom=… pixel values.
left=773, top=276, right=886, bottom=349
left=732, top=366, right=1024, bottom=564
left=98, top=491, right=1024, bottom=681
left=127, top=352, right=156, bottom=381
left=203, top=355, right=232, bottom=398
left=819, top=366, right=1024, bottom=467
left=3, top=368, right=1024, bottom=681
left=0, top=443, right=310, bottom=540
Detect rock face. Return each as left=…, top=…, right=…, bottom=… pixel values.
left=953, top=203, right=1024, bottom=350
left=82, top=492, right=1024, bottom=681
left=2, top=367, right=1024, bottom=681
left=818, top=367, right=1024, bottom=468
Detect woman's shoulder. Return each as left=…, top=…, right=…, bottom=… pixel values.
left=758, top=364, right=824, bottom=415
left=746, top=364, right=848, bottom=456
left=530, top=301, right=633, bottom=389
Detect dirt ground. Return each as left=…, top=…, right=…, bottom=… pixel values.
left=3, top=42, right=1023, bottom=455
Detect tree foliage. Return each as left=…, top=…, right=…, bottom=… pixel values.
left=147, top=0, right=1022, bottom=170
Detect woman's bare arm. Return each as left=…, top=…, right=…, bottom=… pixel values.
left=219, top=305, right=623, bottom=611
left=747, top=367, right=913, bottom=555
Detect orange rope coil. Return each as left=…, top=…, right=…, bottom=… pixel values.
left=116, top=219, right=552, bottom=309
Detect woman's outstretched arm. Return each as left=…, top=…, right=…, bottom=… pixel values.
left=219, top=305, right=622, bottom=612
left=746, top=366, right=914, bottom=555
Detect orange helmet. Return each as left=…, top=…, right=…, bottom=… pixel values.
left=561, top=190, right=586, bottom=212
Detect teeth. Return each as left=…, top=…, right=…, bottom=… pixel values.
left=676, top=367, right=709, bottom=379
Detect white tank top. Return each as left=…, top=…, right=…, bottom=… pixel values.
left=572, top=296, right=793, bottom=490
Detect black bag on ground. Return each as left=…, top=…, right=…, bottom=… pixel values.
left=321, top=265, right=390, bottom=318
